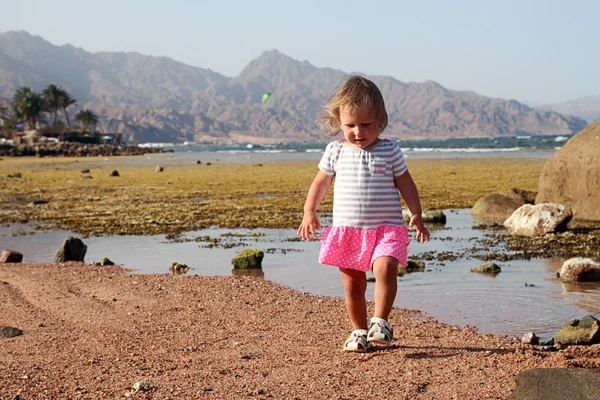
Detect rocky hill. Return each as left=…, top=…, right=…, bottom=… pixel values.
left=0, top=31, right=588, bottom=143
left=539, top=95, right=600, bottom=123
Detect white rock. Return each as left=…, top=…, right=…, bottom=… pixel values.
left=559, top=258, right=600, bottom=282
left=503, top=203, right=572, bottom=237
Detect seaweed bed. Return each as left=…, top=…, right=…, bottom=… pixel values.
left=0, top=156, right=544, bottom=236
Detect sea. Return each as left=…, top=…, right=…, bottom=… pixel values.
left=136, top=134, right=570, bottom=163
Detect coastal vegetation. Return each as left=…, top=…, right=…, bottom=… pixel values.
left=0, top=156, right=544, bottom=236
left=1, top=84, right=98, bottom=134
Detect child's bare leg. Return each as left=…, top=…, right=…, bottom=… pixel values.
left=339, top=268, right=368, bottom=329
left=372, top=256, right=399, bottom=320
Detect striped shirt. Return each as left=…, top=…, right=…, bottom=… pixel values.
left=319, top=139, right=408, bottom=230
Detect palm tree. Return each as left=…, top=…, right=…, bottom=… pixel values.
left=42, top=84, right=62, bottom=126
left=58, top=90, right=77, bottom=129
left=12, top=87, right=47, bottom=129
left=75, top=109, right=99, bottom=134
left=0, top=102, right=9, bottom=121
left=0, top=101, right=11, bottom=131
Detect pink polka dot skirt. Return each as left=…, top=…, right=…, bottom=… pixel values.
left=318, top=225, right=410, bottom=271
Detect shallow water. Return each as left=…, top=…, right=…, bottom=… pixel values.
left=77, top=146, right=555, bottom=169
left=2, top=209, right=598, bottom=340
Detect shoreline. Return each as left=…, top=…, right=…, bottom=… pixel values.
left=3, top=207, right=598, bottom=340
left=0, top=142, right=167, bottom=157
left=2, top=262, right=599, bottom=399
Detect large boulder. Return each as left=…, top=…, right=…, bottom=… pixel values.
left=472, top=193, right=527, bottom=224
left=536, top=119, right=600, bottom=222
left=559, top=258, right=600, bottom=282
left=554, top=315, right=600, bottom=345
left=54, top=237, right=87, bottom=262
left=508, top=368, right=600, bottom=400
left=503, top=203, right=572, bottom=237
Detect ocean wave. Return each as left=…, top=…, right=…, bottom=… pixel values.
left=255, top=149, right=298, bottom=153
left=407, top=147, right=524, bottom=153
left=216, top=150, right=250, bottom=154
left=138, top=143, right=176, bottom=148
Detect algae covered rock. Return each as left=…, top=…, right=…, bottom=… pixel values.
left=403, top=209, right=446, bottom=224
left=471, top=263, right=501, bottom=274
left=170, top=261, right=189, bottom=275
left=553, top=315, right=600, bottom=346
left=54, top=236, right=87, bottom=262
left=232, top=249, right=264, bottom=269
left=398, top=260, right=425, bottom=275
left=92, top=257, right=115, bottom=266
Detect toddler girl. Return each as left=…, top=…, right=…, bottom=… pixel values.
left=298, top=75, right=430, bottom=352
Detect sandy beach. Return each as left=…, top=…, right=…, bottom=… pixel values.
left=1, top=155, right=600, bottom=398
left=2, top=262, right=599, bottom=399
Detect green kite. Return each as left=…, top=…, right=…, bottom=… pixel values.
left=261, top=92, right=271, bottom=103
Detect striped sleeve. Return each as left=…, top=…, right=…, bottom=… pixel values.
left=318, top=141, right=341, bottom=176
left=391, top=143, right=408, bottom=177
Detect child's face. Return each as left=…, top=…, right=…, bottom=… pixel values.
left=338, top=106, right=380, bottom=149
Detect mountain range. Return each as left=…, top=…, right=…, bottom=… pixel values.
left=539, top=95, right=600, bottom=123
left=0, top=31, right=590, bottom=143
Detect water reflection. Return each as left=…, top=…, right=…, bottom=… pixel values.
left=170, top=267, right=190, bottom=276
left=472, top=272, right=501, bottom=279
left=471, top=214, right=506, bottom=226
left=231, top=268, right=265, bottom=278
left=545, top=257, right=565, bottom=273
left=560, top=281, right=600, bottom=294
left=556, top=281, right=600, bottom=315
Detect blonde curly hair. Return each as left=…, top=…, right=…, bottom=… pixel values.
left=320, top=75, right=388, bottom=136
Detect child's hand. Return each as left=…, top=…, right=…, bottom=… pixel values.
left=409, top=214, right=430, bottom=243
left=297, top=212, right=321, bottom=241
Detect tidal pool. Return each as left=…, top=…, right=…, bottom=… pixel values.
left=2, top=209, right=598, bottom=340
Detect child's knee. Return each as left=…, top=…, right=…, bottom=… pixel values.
left=372, top=257, right=399, bottom=277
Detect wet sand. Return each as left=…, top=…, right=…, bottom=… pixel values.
left=2, top=262, right=599, bottom=399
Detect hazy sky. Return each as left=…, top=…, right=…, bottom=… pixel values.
left=3, top=0, right=598, bottom=104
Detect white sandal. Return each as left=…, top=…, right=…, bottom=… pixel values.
left=343, top=329, right=371, bottom=352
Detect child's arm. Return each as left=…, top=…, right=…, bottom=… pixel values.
left=298, top=171, right=333, bottom=241
left=395, top=170, right=430, bottom=243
